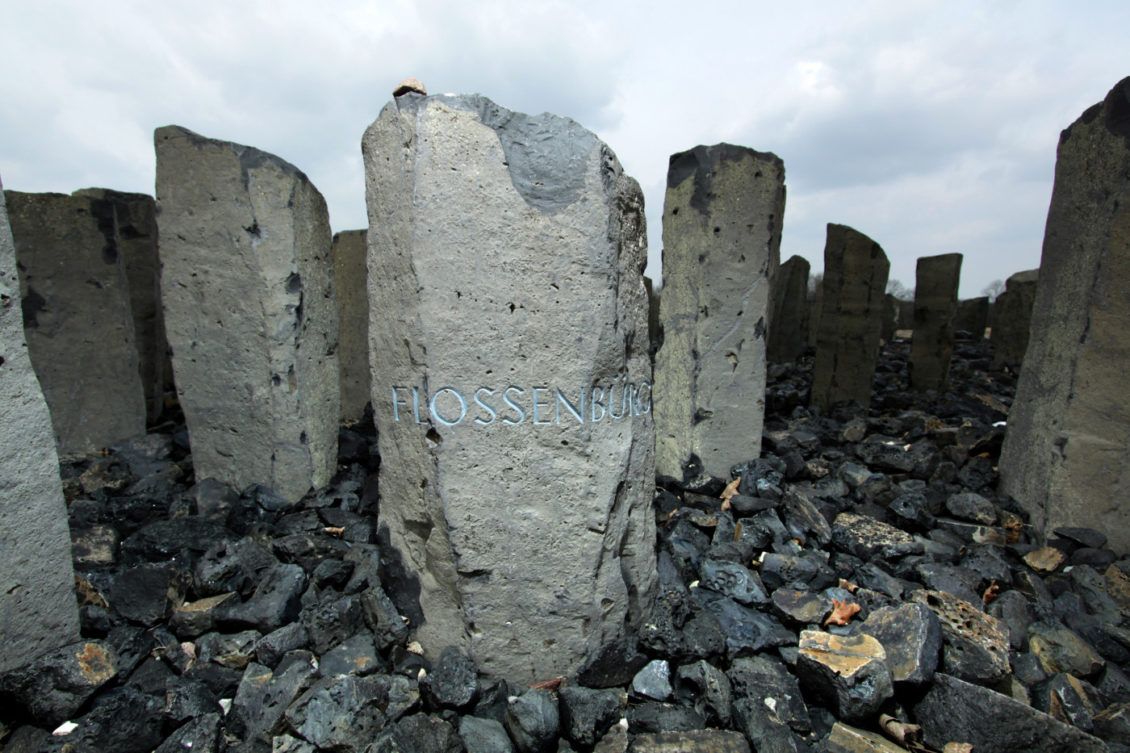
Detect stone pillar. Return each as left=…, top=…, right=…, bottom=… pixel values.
left=73, top=188, right=171, bottom=424
left=897, top=299, right=915, bottom=331
left=909, top=253, right=962, bottom=392
left=4, top=190, right=146, bottom=454
left=808, top=281, right=823, bottom=345
left=990, top=269, right=1039, bottom=368
left=644, top=276, right=662, bottom=359
left=0, top=175, right=79, bottom=672
left=654, top=144, right=784, bottom=480
left=768, top=254, right=810, bottom=363
left=954, top=297, right=989, bottom=339
left=810, top=224, right=890, bottom=411
left=155, top=126, right=339, bottom=503
left=363, top=92, right=656, bottom=683
left=333, top=230, right=370, bottom=423
left=880, top=293, right=899, bottom=343
left=999, top=78, right=1130, bottom=552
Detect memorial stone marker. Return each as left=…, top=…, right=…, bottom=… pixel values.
left=155, top=126, right=339, bottom=503
left=332, top=230, right=370, bottom=422
left=654, top=143, right=784, bottom=480
left=810, top=224, right=890, bottom=411
left=990, top=269, right=1039, bottom=368
left=0, top=176, right=80, bottom=672
left=954, top=296, right=989, bottom=339
left=880, top=293, right=899, bottom=344
left=363, top=92, right=656, bottom=683
left=73, top=188, right=171, bottom=424
left=768, top=254, right=810, bottom=363
left=4, top=190, right=146, bottom=453
left=999, top=77, right=1130, bottom=553
left=909, top=253, right=962, bottom=392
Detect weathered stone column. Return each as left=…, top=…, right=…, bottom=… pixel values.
left=768, top=254, right=810, bottom=363
left=654, top=144, right=784, bottom=480
left=999, top=77, right=1130, bottom=553
left=0, top=175, right=79, bottom=672
left=990, top=269, right=1039, bottom=368
left=155, top=126, right=339, bottom=503
left=4, top=190, right=146, bottom=453
left=73, top=188, right=170, bottom=424
left=909, top=253, right=962, bottom=392
left=810, top=224, right=889, bottom=411
left=363, top=92, right=656, bottom=683
left=954, top=297, right=989, bottom=339
left=333, top=230, right=370, bottom=423
left=880, top=293, right=899, bottom=344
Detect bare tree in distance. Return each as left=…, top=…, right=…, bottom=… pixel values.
left=981, top=279, right=1005, bottom=302
left=886, top=279, right=913, bottom=301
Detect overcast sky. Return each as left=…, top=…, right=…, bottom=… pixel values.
left=1, top=1, right=1126, bottom=298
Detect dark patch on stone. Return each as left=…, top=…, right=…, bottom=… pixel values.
left=666, top=144, right=782, bottom=215
left=89, top=199, right=120, bottom=264
left=21, top=284, right=46, bottom=328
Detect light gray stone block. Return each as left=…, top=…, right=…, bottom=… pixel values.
left=155, top=126, right=339, bottom=503
left=810, top=224, right=890, bottom=411
left=768, top=254, right=810, bottom=364
left=73, top=188, right=171, bottom=425
left=362, top=92, right=656, bottom=683
left=909, top=252, right=962, bottom=392
left=0, top=175, right=80, bottom=672
left=999, top=77, right=1130, bottom=554
left=654, top=144, right=783, bottom=480
left=332, top=230, right=370, bottom=423
left=4, top=190, right=146, bottom=454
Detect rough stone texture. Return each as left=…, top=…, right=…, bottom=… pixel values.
left=154, top=125, right=339, bottom=503
left=914, top=673, right=1109, bottom=752
left=990, top=269, right=1039, bottom=368
left=999, top=77, right=1130, bottom=554
left=73, top=188, right=171, bottom=424
left=0, top=178, right=80, bottom=672
left=810, top=224, right=890, bottom=411
left=879, top=293, right=899, bottom=343
left=4, top=189, right=146, bottom=453
left=362, top=93, right=656, bottom=683
left=795, top=630, right=893, bottom=723
left=332, top=229, right=371, bottom=422
left=955, top=296, right=989, bottom=338
left=768, top=254, right=810, bottom=363
left=654, top=143, right=784, bottom=479
left=909, top=253, right=962, bottom=392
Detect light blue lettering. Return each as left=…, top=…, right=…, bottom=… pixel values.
left=473, top=387, right=497, bottom=426
left=591, top=386, right=606, bottom=422
left=392, top=386, right=411, bottom=422
left=502, top=386, right=526, bottom=425
left=429, top=387, right=467, bottom=427
left=636, top=381, right=652, bottom=414
left=555, top=387, right=584, bottom=425
left=532, top=387, right=551, bottom=425
left=609, top=378, right=626, bottom=419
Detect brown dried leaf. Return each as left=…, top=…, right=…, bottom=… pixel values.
left=823, top=598, right=862, bottom=626
left=529, top=677, right=563, bottom=691
left=982, top=580, right=1001, bottom=605
left=943, top=743, right=974, bottom=753
left=721, top=498, right=732, bottom=512
left=720, top=478, right=741, bottom=501
left=323, top=526, right=346, bottom=538
left=75, top=576, right=108, bottom=608
left=838, top=578, right=860, bottom=594
left=733, top=521, right=744, bottom=542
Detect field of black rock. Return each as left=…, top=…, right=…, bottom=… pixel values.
left=2, top=333, right=1129, bottom=753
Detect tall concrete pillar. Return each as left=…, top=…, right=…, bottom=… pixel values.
left=954, top=297, right=989, bottom=339
left=333, top=230, right=370, bottom=423
left=4, top=190, right=146, bottom=453
left=155, top=126, right=339, bottom=503
left=990, top=269, right=1039, bottom=369
left=810, top=224, right=890, bottom=411
left=768, top=254, right=811, bottom=363
left=73, top=188, right=171, bottom=424
left=999, top=77, right=1130, bottom=552
left=654, top=144, right=785, bottom=480
left=909, top=253, right=962, bottom=391
left=0, top=175, right=79, bottom=672
left=363, top=92, right=656, bottom=683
